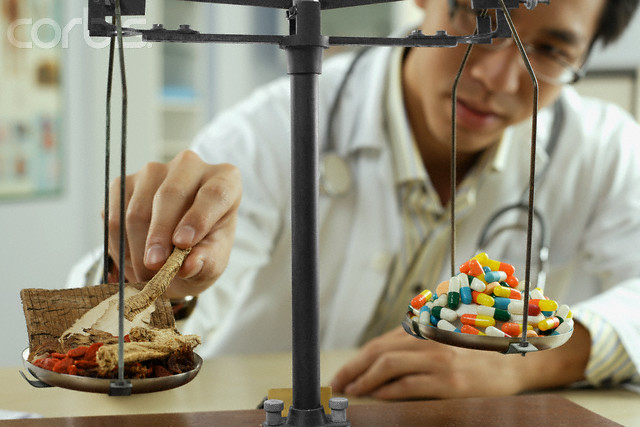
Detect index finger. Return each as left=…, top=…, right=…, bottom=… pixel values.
left=330, top=328, right=414, bottom=392
left=172, top=161, right=241, bottom=250
left=143, top=153, right=205, bottom=270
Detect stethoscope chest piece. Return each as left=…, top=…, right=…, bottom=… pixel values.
left=320, top=152, right=352, bottom=197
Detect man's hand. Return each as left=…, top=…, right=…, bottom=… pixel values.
left=105, top=150, right=241, bottom=299
left=330, top=323, right=590, bottom=400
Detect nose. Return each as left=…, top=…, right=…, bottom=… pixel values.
left=467, top=46, right=523, bottom=94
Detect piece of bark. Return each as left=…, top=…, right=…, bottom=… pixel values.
left=20, top=283, right=175, bottom=353
left=124, top=247, right=191, bottom=321
left=97, top=327, right=201, bottom=372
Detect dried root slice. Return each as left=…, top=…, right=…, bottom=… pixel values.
left=124, top=247, right=191, bottom=321
left=96, top=327, right=201, bottom=373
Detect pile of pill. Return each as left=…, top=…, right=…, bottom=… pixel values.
left=407, top=253, right=574, bottom=338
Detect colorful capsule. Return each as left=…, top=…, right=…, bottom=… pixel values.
left=460, top=258, right=485, bottom=276
left=519, top=329, right=539, bottom=338
left=504, top=275, right=519, bottom=288
left=455, top=303, right=478, bottom=317
left=461, top=325, right=485, bottom=335
left=447, top=276, right=461, bottom=310
left=472, top=290, right=495, bottom=307
left=472, top=252, right=490, bottom=265
left=460, top=314, right=496, bottom=328
left=418, top=306, right=431, bottom=326
left=469, top=277, right=486, bottom=292
left=411, top=289, right=433, bottom=310
left=485, top=325, right=511, bottom=337
left=431, top=306, right=458, bottom=323
left=530, top=298, right=558, bottom=312
left=483, top=281, right=499, bottom=295
left=501, top=322, right=533, bottom=336
left=538, top=316, right=561, bottom=331
left=437, top=319, right=460, bottom=332
left=484, top=270, right=507, bottom=283
left=493, top=285, right=522, bottom=300
left=483, top=257, right=516, bottom=276
left=530, top=288, right=545, bottom=300
left=430, top=314, right=439, bottom=325
left=476, top=305, right=511, bottom=322
left=511, top=313, right=545, bottom=325
left=493, top=296, right=508, bottom=310
left=556, top=304, right=572, bottom=320
left=434, top=294, right=447, bottom=307
left=528, top=303, right=541, bottom=316
left=460, top=275, right=473, bottom=305
left=555, top=318, right=574, bottom=334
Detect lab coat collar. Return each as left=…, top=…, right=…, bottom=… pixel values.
left=328, top=40, right=558, bottom=181
left=327, top=46, right=398, bottom=157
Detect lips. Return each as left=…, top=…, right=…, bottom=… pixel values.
left=454, top=99, right=501, bottom=130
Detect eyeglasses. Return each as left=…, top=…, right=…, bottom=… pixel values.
left=449, top=2, right=585, bottom=85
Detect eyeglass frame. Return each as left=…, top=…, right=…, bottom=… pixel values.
left=447, top=1, right=587, bottom=85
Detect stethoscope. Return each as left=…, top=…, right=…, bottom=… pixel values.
left=319, top=47, right=565, bottom=286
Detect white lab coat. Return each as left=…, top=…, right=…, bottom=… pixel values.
left=183, top=45, right=640, bottom=373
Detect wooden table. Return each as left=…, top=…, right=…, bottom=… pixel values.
left=1, top=349, right=639, bottom=425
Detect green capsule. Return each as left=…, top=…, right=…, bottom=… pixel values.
left=447, top=292, right=460, bottom=310
left=493, top=308, right=511, bottom=322
left=431, top=306, right=443, bottom=319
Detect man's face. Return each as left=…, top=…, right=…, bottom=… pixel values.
left=404, top=0, right=606, bottom=155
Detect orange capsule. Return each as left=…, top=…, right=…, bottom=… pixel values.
left=501, top=322, right=533, bottom=336
left=459, top=260, right=471, bottom=275
left=466, top=259, right=485, bottom=277
left=505, top=275, right=519, bottom=288
left=461, top=325, right=485, bottom=335
left=410, top=289, right=433, bottom=310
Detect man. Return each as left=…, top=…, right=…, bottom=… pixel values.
left=79, top=0, right=640, bottom=399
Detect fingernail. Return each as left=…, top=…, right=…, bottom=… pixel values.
left=174, top=225, right=196, bottom=246
left=145, top=244, right=168, bottom=265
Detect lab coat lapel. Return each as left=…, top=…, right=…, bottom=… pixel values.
left=318, top=46, right=403, bottom=347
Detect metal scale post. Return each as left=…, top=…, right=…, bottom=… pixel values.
left=88, top=0, right=546, bottom=423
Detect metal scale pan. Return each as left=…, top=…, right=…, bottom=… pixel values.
left=402, top=314, right=572, bottom=353
left=21, top=349, right=202, bottom=394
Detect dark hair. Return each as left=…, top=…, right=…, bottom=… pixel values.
left=594, top=0, right=639, bottom=46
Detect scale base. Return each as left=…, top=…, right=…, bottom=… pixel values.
left=263, top=399, right=350, bottom=427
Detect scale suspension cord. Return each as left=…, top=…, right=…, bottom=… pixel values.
left=499, top=0, right=539, bottom=351
left=104, top=0, right=129, bottom=384
left=103, top=16, right=115, bottom=286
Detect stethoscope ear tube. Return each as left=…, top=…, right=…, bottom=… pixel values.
left=319, top=48, right=371, bottom=198
left=476, top=201, right=549, bottom=288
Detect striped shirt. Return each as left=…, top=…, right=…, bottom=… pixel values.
left=573, top=309, right=640, bottom=386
